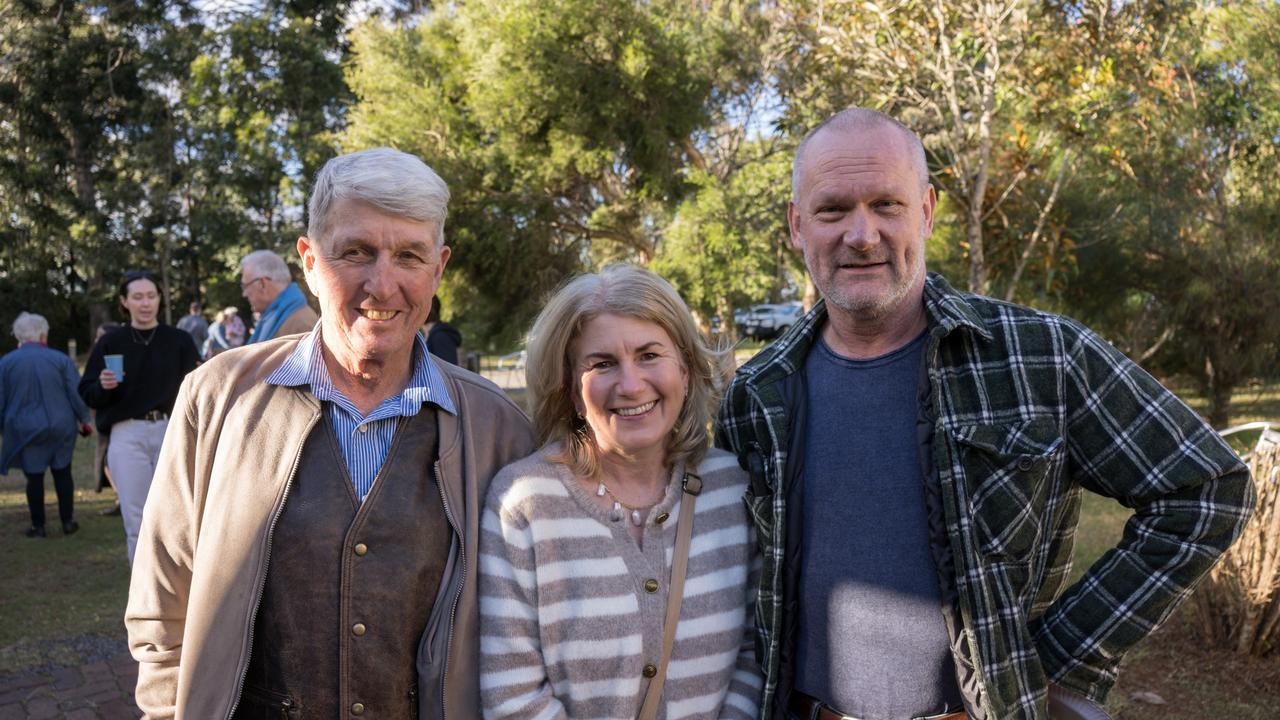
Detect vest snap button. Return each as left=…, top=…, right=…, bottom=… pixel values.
left=351, top=702, right=365, bottom=715
left=642, top=663, right=657, bottom=678
left=654, top=512, right=670, bottom=524
left=354, top=543, right=368, bottom=556
left=352, top=622, right=367, bottom=636
left=644, top=578, right=659, bottom=593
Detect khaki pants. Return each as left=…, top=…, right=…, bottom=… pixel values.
left=108, top=418, right=168, bottom=565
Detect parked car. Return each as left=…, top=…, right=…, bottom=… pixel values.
left=710, top=307, right=752, bottom=335
left=740, top=302, right=803, bottom=339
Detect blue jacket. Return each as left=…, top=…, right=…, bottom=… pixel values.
left=0, top=342, right=91, bottom=474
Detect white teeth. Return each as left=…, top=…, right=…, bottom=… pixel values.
left=361, top=310, right=396, bottom=320
left=614, top=401, right=656, bottom=417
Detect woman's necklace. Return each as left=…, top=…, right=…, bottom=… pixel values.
left=596, top=480, right=664, bottom=526
left=130, top=326, right=158, bottom=346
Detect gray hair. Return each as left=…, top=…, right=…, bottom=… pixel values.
left=792, top=107, right=930, bottom=201
left=240, top=250, right=292, bottom=284
left=12, top=312, right=49, bottom=343
left=307, top=147, right=451, bottom=249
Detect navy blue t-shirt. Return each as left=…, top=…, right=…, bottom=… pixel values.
left=794, top=331, right=962, bottom=719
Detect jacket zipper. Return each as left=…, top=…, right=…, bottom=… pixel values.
left=433, top=459, right=463, bottom=720
left=225, top=411, right=319, bottom=720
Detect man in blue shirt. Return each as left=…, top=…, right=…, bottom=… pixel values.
left=126, top=148, right=535, bottom=719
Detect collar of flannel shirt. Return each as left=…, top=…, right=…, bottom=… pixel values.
left=738, top=272, right=986, bottom=392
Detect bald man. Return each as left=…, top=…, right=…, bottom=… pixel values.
left=717, top=108, right=1254, bottom=720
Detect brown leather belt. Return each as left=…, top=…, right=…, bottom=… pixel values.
left=788, top=690, right=967, bottom=720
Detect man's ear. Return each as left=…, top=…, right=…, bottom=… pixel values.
left=922, top=185, right=937, bottom=238
left=296, top=235, right=319, bottom=294
left=787, top=200, right=804, bottom=252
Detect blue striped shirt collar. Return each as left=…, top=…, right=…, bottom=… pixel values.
left=265, top=328, right=456, bottom=418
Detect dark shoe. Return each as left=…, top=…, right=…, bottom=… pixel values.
left=24, top=526, right=46, bottom=538
left=100, top=502, right=121, bottom=516
left=62, top=521, right=79, bottom=536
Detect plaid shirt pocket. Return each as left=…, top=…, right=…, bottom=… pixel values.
left=953, top=418, right=1066, bottom=562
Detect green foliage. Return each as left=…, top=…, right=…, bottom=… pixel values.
left=343, top=1, right=783, bottom=347
left=1, top=0, right=1277, bottom=424
left=1052, top=2, right=1280, bottom=426
left=0, top=0, right=350, bottom=350
left=651, top=152, right=789, bottom=334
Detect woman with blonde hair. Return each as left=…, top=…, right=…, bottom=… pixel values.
left=479, top=264, right=760, bottom=719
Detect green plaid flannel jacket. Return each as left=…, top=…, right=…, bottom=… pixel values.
left=716, top=273, right=1254, bottom=719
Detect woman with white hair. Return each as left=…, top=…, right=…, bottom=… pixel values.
left=0, top=312, right=93, bottom=538
left=479, top=264, right=761, bottom=720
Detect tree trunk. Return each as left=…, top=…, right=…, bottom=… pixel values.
left=1204, top=354, right=1234, bottom=429
left=715, top=295, right=738, bottom=347
left=803, top=274, right=818, bottom=312
left=966, top=202, right=987, bottom=294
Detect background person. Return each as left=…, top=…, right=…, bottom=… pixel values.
left=79, top=270, right=199, bottom=564
left=240, top=249, right=319, bottom=343
left=0, top=312, right=93, bottom=538
left=424, top=294, right=461, bottom=365
left=90, top=321, right=123, bottom=516
left=202, top=308, right=232, bottom=359
left=480, top=264, right=760, bottom=719
left=223, top=306, right=246, bottom=348
left=717, top=108, right=1254, bottom=720
left=126, top=148, right=533, bottom=719
left=175, top=302, right=208, bottom=355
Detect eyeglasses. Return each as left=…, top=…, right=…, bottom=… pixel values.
left=240, top=276, right=267, bottom=292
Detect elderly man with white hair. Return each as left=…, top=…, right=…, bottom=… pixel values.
left=127, top=148, right=535, bottom=719
left=240, top=248, right=320, bottom=342
left=1, top=312, right=93, bottom=538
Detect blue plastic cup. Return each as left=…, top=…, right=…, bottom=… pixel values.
left=104, top=354, right=125, bottom=380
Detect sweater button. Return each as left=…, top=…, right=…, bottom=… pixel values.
left=352, top=622, right=367, bottom=636
left=354, top=542, right=368, bottom=556
left=654, top=512, right=670, bottom=524
left=351, top=702, right=365, bottom=715
left=644, top=578, right=659, bottom=593
left=642, top=664, right=657, bottom=678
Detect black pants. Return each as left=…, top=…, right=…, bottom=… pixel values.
left=25, top=465, right=75, bottom=528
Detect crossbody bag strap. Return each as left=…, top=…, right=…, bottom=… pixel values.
left=636, top=472, right=702, bottom=720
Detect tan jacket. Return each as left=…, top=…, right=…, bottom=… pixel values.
left=126, top=334, right=534, bottom=720
left=273, top=303, right=319, bottom=339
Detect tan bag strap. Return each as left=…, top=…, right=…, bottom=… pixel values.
left=636, top=472, right=702, bottom=720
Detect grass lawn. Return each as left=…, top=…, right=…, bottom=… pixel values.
left=2, top=376, right=1276, bottom=718
left=0, top=438, right=130, bottom=675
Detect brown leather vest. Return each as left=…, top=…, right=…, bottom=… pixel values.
left=233, top=409, right=449, bottom=720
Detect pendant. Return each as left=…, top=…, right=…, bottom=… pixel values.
left=596, top=483, right=607, bottom=497
left=610, top=501, right=623, bottom=522
left=630, top=509, right=643, bottom=526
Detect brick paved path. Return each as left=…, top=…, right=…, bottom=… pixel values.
left=0, top=653, right=138, bottom=720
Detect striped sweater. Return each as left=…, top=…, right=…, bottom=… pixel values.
left=479, top=445, right=762, bottom=720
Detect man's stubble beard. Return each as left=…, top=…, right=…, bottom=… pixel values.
left=810, top=250, right=926, bottom=323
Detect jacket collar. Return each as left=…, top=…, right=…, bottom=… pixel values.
left=738, top=272, right=991, bottom=391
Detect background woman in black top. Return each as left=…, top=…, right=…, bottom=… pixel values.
left=79, top=271, right=199, bottom=565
